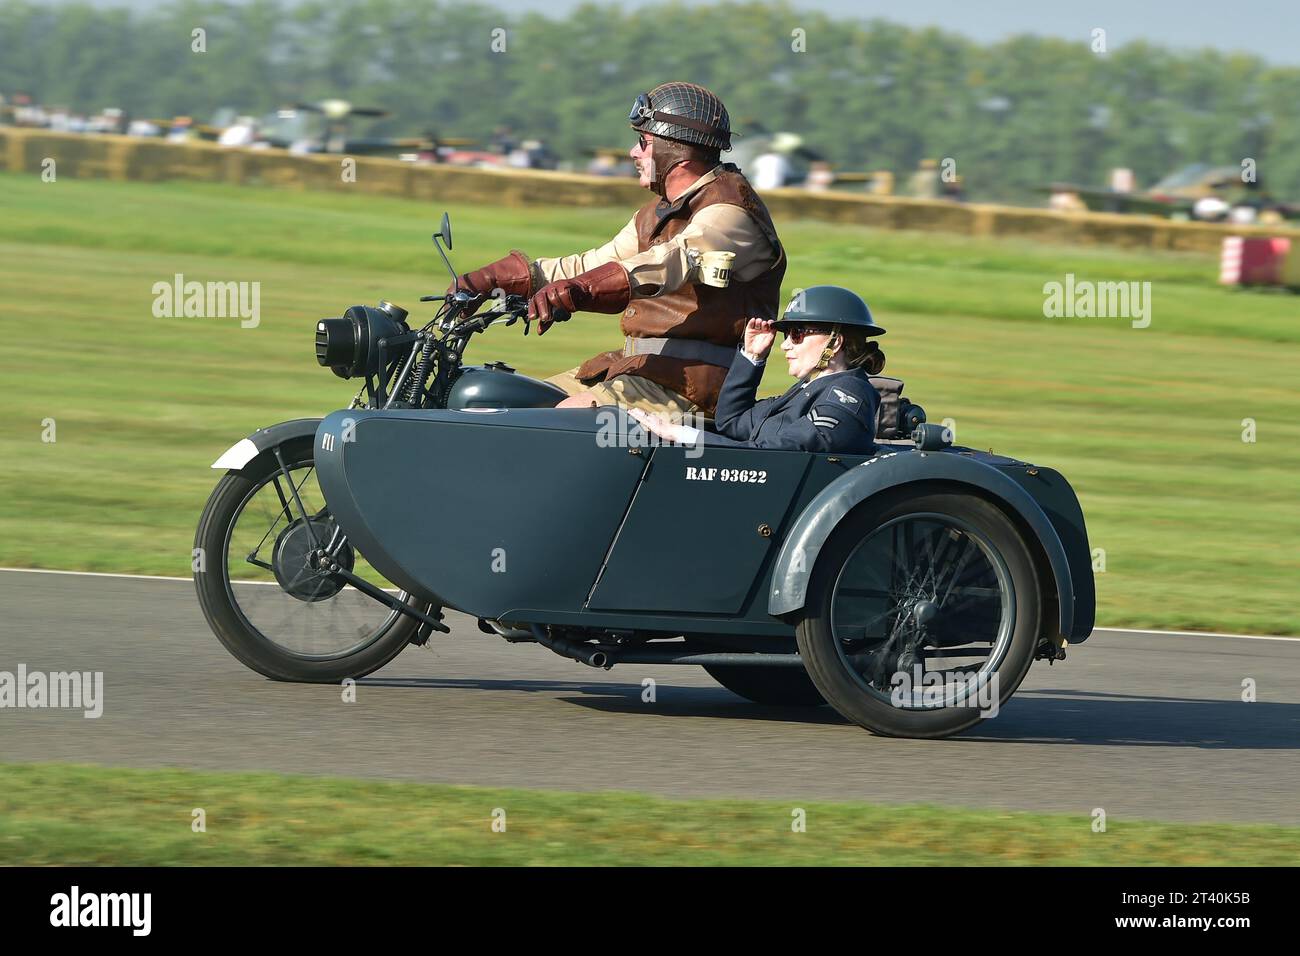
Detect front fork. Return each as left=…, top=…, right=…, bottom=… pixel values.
left=270, top=445, right=449, bottom=637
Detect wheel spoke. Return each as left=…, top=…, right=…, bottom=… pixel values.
left=250, top=466, right=316, bottom=558
left=945, top=585, right=1002, bottom=598
left=271, top=477, right=292, bottom=523
left=838, top=602, right=900, bottom=640
left=937, top=534, right=978, bottom=607
left=221, top=450, right=403, bottom=660
left=830, top=510, right=1015, bottom=709
left=918, top=523, right=952, bottom=591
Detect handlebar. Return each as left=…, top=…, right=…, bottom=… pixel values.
left=445, top=294, right=570, bottom=337
left=446, top=294, right=528, bottom=336
left=423, top=233, right=573, bottom=335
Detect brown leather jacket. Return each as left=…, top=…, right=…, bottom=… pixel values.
left=575, top=164, right=786, bottom=415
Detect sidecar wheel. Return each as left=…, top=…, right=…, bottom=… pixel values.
left=703, top=664, right=827, bottom=707
left=195, top=436, right=424, bottom=683
left=795, top=491, right=1040, bottom=738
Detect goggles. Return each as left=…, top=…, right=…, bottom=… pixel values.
left=628, top=91, right=729, bottom=142
left=629, top=93, right=655, bottom=124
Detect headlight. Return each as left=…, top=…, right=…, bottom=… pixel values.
left=315, top=301, right=409, bottom=379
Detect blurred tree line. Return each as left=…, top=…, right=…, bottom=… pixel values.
left=3, top=0, right=1299, bottom=202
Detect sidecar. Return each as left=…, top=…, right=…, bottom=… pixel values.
left=310, top=403, right=1094, bottom=737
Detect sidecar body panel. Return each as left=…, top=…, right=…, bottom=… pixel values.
left=316, top=408, right=646, bottom=613
left=586, top=447, right=813, bottom=614
left=314, top=408, right=1093, bottom=643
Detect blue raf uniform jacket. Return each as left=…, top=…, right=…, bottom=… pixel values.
left=700, top=349, right=880, bottom=453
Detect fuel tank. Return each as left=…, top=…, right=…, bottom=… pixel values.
left=447, top=364, right=567, bottom=410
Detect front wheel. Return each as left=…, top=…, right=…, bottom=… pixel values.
left=194, top=436, right=426, bottom=682
left=795, top=491, right=1041, bottom=738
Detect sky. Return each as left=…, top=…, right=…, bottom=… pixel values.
left=69, top=0, right=1300, bottom=66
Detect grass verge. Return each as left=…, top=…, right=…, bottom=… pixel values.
left=2, top=762, right=1297, bottom=865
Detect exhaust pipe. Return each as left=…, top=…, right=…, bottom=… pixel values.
left=478, top=619, right=535, bottom=642
left=529, top=625, right=610, bottom=669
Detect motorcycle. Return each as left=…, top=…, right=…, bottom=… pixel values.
left=196, top=213, right=1094, bottom=737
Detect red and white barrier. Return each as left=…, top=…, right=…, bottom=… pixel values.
left=1219, top=235, right=1293, bottom=286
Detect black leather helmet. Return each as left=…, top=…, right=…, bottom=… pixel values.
left=629, top=82, right=733, bottom=151
left=776, top=285, right=886, bottom=336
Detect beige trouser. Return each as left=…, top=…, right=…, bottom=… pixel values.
left=546, top=366, right=701, bottom=418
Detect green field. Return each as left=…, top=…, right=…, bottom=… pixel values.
left=1, top=172, right=1297, bottom=634
left=3, top=762, right=1296, bottom=865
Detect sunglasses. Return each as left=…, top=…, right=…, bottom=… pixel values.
left=781, top=323, right=833, bottom=344
left=636, top=132, right=649, bottom=150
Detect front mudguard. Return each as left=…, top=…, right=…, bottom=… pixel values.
left=767, top=450, right=1094, bottom=643
left=210, top=418, right=323, bottom=473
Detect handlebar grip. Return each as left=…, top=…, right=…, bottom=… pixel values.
left=549, top=306, right=572, bottom=324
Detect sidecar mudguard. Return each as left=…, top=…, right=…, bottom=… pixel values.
left=210, top=418, right=323, bottom=473
left=767, top=450, right=1095, bottom=642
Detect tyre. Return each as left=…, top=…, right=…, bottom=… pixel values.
left=194, top=436, right=425, bottom=682
left=795, top=490, right=1041, bottom=738
left=704, top=664, right=827, bottom=707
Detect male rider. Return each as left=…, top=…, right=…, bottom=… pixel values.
left=447, top=82, right=786, bottom=418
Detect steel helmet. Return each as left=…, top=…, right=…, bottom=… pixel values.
left=629, top=82, right=733, bottom=151
left=776, top=285, right=886, bottom=336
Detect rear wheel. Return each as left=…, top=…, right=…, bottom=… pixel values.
left=703, top=664, right=827, bottom=707
left=195, top=436, right=426, bottom=682
left=795, top=491, right=1040, bottom=738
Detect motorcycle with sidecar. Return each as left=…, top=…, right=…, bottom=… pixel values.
left=195, top=214, right=1094, bottom=738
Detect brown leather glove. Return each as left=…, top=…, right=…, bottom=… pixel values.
left=529, top=261, right=632, bottom=335
left=446, top=249, right=534, bottom=315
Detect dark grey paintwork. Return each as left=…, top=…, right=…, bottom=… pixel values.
left=998, top=462, right=1096, bottom=637
left=447, top=365, right=568, bottom=410
left=588, top=446, right=812, bottom=615
left=309, top=408, right=1094, bottom=644
left=316, top=407, right=646, bottom=614
left=767, top=447, right=1093, bottom=641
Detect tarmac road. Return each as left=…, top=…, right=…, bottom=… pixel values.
left=2, top=568, right=1297, bottom=825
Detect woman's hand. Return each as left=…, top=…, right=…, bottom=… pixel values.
left=743, top=318, right=776, bottom=361
left=627, top=408, right=685, bottom=443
